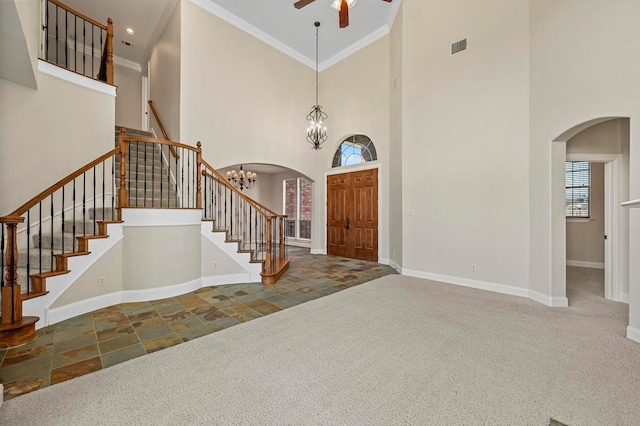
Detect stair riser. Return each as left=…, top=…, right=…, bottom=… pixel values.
left=33, top=234, right=79, bottom=251
left=62, top=221, right=99, bottom=235
left=89, top=207, right=118, bottom=220
left=17, top=252, right=55, bottom=270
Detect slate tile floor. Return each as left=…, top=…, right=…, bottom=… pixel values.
left=0, top=247, right=396, bottom=400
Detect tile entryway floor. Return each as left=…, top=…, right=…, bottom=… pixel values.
left=0, top=247, right=396, bottom=400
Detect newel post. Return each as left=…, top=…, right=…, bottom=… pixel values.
left=265, top=217, right=273, bottom=273
left=118, top=128, right=128, bottom=220
left=279, top=216, right=285, bottom=259
left=196, top=141, right=202, bottom=209
left=106, top=18, right=114, bottom=85
left=1, top=216, right=25, bottom=324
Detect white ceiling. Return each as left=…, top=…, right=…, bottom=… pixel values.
left=193, top=0, right=401, bottom=70
left=61, top=0, right=400, bottom=71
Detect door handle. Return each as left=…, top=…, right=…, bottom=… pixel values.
left=345, top=217, right=350, bottom=230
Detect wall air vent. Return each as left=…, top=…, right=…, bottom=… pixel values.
left=451, top=38, right=468, bottom=55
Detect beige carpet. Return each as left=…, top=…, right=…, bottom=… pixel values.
left=1, top=274, right=639, bottom=425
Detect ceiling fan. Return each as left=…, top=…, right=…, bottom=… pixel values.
left=294, top=0, right=393, bottom=29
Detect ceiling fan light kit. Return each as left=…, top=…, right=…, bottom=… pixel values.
left=294, top=0, right=392, bottom=29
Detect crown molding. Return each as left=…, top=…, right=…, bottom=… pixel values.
left=190, top=0, right=316, bottom=69
left=190, top=0, right=399, bottom=71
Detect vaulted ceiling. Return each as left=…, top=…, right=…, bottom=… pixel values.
left=62, top=0, right=400, bottom=70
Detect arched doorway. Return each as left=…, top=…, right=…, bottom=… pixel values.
left=551, top=117, right=630, bottom=305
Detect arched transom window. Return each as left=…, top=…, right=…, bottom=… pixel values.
left=332, top=135, right=377, bottom=168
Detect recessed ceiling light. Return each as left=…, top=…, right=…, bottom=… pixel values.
left=126, top=28, right=135, bottom=35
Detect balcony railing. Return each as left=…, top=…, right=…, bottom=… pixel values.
left=41, top=0, right=114, bottom=84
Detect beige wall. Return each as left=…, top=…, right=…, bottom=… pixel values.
left=122, top=225, right=201, bottom=290
left=529, top=0, right=640, bottom=329
left=566, top=119, right=624, bottom=155
left=401, top=0, right=530, bottom=288
left=115, top=64, right=142, bottom=129
left=1, top=0, right=39, bottom=88
left=0, top=71, right=115, bottom=215
left=201, top=236, right=246, bottom=276
left=389, top=2, right=403, bottom=268
left=321, top=37, right=391, bottom=261
left=566, top=163, right=604, bottom=265
left=51, top=241, right=124, bottom=308
left=149, top=0, right=181, bottom=141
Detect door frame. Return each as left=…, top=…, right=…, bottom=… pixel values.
left=566, top=153, right=624, bottom=302
left=324, top=162, right=381, bottom=260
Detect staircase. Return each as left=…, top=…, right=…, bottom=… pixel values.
left=114, top=126, right=178, bottom=208
left=10, top=127, right=174, bottom=301
left=0, top=126, right=289, bottom=348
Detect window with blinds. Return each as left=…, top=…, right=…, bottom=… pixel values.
left=565, top=161, right=590, bottom=218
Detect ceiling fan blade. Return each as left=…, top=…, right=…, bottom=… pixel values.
left=339, top=0, right=349, bottom=28
left=294, top=0, right=316, bottom=9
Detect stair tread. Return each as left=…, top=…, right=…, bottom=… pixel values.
left=0, top=316, right=39, bottom=332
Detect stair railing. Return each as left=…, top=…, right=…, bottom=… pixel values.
left=1, top=131, right=287, bottom=342
left=42, top=0, right=114, bottom=84
left=0, top=130, right=202, bottom=328
left=147, top=100, right=179, bottom=159
left=201, top=160, right=288, bottom=284
left=117, top=129, right=201, bottom=209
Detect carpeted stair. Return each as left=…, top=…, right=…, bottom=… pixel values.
left=9, top=127, right=178, bottom=294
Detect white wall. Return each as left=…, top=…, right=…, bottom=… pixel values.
left=115, top=64, right=142, bottom=129
left=401, top=0, right=530, bottom=292
left=0, top=70, right=115, bottom=215
left=149, top=0, right=181, bottom=141
left=529, top=0, right=640, bottom=333
left=566, top=162, right=604, bottom=266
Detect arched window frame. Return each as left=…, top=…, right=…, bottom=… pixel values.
left=332, top=135, right=377, bottom=168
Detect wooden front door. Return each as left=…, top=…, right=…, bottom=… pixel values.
left=327, top=169, right=378, bottom=261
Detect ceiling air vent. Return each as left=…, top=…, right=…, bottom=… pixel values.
left=121, top=40, right=135, bottom=47
left=451, top=38, right=467, bottom=55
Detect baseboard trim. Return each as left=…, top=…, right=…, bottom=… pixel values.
left=202, top=273, right=253, bottom=286
left=528, top=290, right=569, bottom=307
left=621, top=293, right=630, bottom=304
left=389, top=260, right=402, bottom=274
left=401, top=269, right=529, bottom=299
left=47, top=278, right=203, bottom=326
left=626, top=326, right=640, bottom=344
left=310, top=249, right=326, bottom=255
left=566, top=260, right=605, bottom=269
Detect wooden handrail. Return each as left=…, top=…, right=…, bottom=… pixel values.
left=200, top=159, right=283, bottom=218
left=121, top=135, right=198, bottom=153
left=49, top=0, right=107, bottom=30
left=147, top=100, right=178, bottom=158
left=201, top=160, right=282, bottom=219
left=4, top=148, right=119, bottom=218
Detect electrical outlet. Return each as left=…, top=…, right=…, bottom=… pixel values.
left=471, top=264, right=477, bottom=272
left=213, top=261, right=218, bottom=269
left=98, top=276, right=106, bottom=286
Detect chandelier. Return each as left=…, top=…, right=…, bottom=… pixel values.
left=226, top=165, right=256, bottom=191
left=306, top=21, right=328, bottom=150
